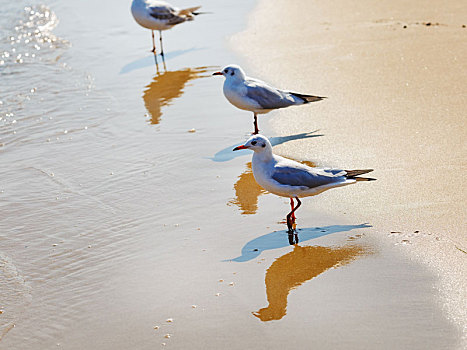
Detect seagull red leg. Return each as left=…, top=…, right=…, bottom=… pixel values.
left=286, top=198, right=294, bottom=232
left=159, top=30, right=166, bottom=69
left=293, top=197, right=301, bottom=225
left=151, top=30, right=157, bottom=54
left=253, top=113, right=259, bottom=134
left=151, top=30, right=159, bottom=71
left=290, top=198, right=295, bottom=223
left=286, top=197, right=301, bottom=232
left=290, top=198, right=295, bottom=221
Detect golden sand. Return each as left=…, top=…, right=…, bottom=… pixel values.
left=233, top=0, right=467, bottom=342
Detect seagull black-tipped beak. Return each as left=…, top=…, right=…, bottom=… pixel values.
left=233, top=145, right=248, bottom=151
left=212, top=71, right=223, bottom=76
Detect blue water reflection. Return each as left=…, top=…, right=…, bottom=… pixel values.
left=210, top=130, right=323, bottom=162
left=226, top=223, right=371, bottom=262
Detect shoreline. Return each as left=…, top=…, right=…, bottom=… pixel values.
left=232, top=0, right=466, bottom=345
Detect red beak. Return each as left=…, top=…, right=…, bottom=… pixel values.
left=212, top=71, right=223, bottom=76
left=233, top=145, right=248, bottom=151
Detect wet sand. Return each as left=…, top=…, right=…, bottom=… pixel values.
left=0, top=0, right=464, bottom=349
left=233, top=0, right=466, bottom=346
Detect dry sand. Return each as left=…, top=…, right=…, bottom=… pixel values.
left=232, top=0, right=466, bottom=344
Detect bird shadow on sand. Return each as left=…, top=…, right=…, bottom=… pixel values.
left=209, top=130, right=324, bottom=162
left=120, top=47, right=206, bottom=74
left=224, top=223, right=371, bottom=262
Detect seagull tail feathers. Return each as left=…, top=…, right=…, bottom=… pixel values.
left=290, top=92, right=327, bottom=103
left=179, top=6, right=202, bottom=15
left=345, top=169, right=376, bottom=181
left=192, top=11, right=212, bottom=15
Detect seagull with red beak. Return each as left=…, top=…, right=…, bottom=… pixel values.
left=233, top=134, right=375, bottom=232
left=213, top=65, right=326, bottom=134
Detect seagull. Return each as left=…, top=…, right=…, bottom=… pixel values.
left=131, top=0, right=204, bottom=65
left=233, top=134, right=375, bottom=232
left=213, top=65, right=326, bottom=134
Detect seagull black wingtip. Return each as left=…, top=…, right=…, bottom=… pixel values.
left=290, top=92, right=327, bottom=103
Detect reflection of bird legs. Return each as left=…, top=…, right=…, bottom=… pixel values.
left=253, top=113, right=259, bottom=134
left=151, top=30, right=159, bottom=73
left=286, top=197, right=301, bottom=233
left=288, top=231, right=299, bottom=245
left=159, top=30, right=167, bottom=70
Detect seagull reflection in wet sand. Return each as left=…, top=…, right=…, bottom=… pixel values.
left=143, top=67, right=211, bottom=125
left=229, top=162, right=266, bottom=215
left=230, top=160, right=316, bottom=215
left=253, top=244, right=370, bottom=322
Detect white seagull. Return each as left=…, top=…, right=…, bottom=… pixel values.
left=213, top=65, right=326, bottom=134
left=131, top=0, right=204, bottom=64
left=233, top=134, right=374, bottom=232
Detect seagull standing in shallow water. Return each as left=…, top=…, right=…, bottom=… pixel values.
left=233, top=134, right=375, bottom=232
left=213, top=65, right=326, bottom=134
left=131, top=0, right=204, bottom=65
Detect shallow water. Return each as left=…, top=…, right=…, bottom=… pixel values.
left=0, top=0, right=460, bottom=349
left=0, top=0, right=262, bottom=346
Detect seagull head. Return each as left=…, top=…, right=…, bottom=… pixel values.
left=212, top=64, right=246, bottom=82
left=233, top=134, right=272, bottom=153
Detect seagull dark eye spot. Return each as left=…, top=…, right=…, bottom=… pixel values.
left=251, top=141, right=257, bottom=145
left=224, top=69, right=228, bottom=74
left=230, top=71, right=234, bottom=76
left=261, top=143, right=266, bottom=148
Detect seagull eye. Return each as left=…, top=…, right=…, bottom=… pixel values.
left=224, top=69, right=228, bottom=73
left=261, top=143, right=266, bottom=148
left=251, top=141, right=257, bottom=145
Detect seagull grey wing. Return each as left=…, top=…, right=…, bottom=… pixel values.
left=148, top=5, right=186, bottom=25
left=165, top=15, right=187, bottom=25
left=272, top=166, right=343, bottom=189
left=244, top=80, right=295, bottom=109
